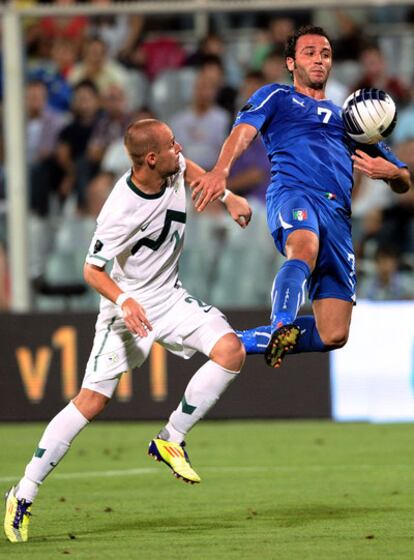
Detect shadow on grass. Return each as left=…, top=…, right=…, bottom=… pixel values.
left=261, top=504, right=399, bottom=527
left=26, top=504, right=401, bottom=543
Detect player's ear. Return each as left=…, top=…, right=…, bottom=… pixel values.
left=146, top=151, right=157, bottom=168
left=286, top=57, right=295, bottom=72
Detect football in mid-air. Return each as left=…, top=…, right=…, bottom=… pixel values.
left=342, top=88, right=397, bottom=144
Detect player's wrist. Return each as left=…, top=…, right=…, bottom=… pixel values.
left=116, top=293, right=130, bottom=307
left=219, top=189, right=230, bottom=203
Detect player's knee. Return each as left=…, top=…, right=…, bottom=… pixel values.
left=72, top=389, right=110, bottom=421
left=210, top=333, right=245, bottom=372
left=320, top=328, right=349, bottom=349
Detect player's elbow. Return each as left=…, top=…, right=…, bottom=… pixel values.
left=83, top=263, right=101, bottom=287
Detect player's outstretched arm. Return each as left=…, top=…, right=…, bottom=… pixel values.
left=222, top=191, right=252, bottom=229
left=190, top=123, right=258, bottom=212
left=83, top=263, right=152, bottom=337
left=184, top=158, right=205, bottom=184
left=352, top=149, right=411, bottom=194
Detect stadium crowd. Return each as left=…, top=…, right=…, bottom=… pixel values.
left=0, top=3, right=414, bottom=310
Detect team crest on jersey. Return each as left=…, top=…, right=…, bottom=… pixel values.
left=93, top=240, right=104, bottom=254
left=292, top=209, right=308, bottom=221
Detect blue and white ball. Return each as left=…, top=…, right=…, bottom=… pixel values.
left=342, top=88, right=397, bottom=144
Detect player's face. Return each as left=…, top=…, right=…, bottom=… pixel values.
left=287, top=34, right=332, bottom=90
left=157, top=126, right=182, bottom=177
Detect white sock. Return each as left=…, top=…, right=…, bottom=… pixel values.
left=164, top=360, right=238, bottom=443
left=16, top=401, right=89, bottom=503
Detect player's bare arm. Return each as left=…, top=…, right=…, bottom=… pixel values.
left=185, top=157, right=252, bottom=228
left=352, top=149, right=411, bottom=194
left=184, top=157, right=205, bottom=184
left=83, top=263, right=152, bottom=337
left=222, top=191, right=252, bottom=228
left=190, top=123, right=258, bottom=212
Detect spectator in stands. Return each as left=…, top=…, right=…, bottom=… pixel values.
left=186, top=32, right=242, bottom=88
left=29, top=37, right=76, bottom=113
left=358, top=244, right=414, bottom=300
left=86, top=83, right=132, bottom=167
left=352, top=44, right=410, bottom=108
left=261, top=46, right=290, bottom=85
left=170, top=71, right=230, bottom=170
left=67, top=83, right=133, bottom=208
left=26, top=80, right=67, bottom=216
left=68, top=37, right=130, bottom=95
left=329, top=9, right=369, bottom=62
left=38, top=0, right=88, bottom=58
left=198, top=55, right=237, bottom=117
left=87, top=8, right=144, bottom=59
left=51, top=80, right=102, bottom=211
left=228, top=71, right=271, bottom=206
left=252, top=16, right=295, bottom=70
left=393, top=82, right=414, bottom=144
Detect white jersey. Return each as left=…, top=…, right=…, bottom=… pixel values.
left=86, top=154, right=187, bottom=316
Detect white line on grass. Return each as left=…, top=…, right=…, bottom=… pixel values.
left=0, top=463, right=411, bottom=483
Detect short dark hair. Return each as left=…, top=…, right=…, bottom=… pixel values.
left=74, top=79, right=100, bottom=97
left=197, top=54, right=224, bottom=71
left=284, top=25, right=332, bottom=60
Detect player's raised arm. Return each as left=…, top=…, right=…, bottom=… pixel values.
left=184, top=157, right=252, bottom=228
left=184, top=157, right=205, bottom=184
left=352, top=149, right=412, bottom=194
left=190, top=123, right=258, bottom=212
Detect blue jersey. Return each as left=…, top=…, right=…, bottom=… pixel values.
left=235, top=84, right=406, bottom=214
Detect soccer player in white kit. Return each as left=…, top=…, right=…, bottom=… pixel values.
left=4, top=119, right=252, bottom=543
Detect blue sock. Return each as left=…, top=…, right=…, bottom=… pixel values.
left=293, top=316, right=327, bottom=353
left=235, top=326, right=271, bottom=354
left=270, top=259, right=311, bottom=330
left=236, top=316, right=327, bottom=355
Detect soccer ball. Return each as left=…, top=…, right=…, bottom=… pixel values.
left=342, top=88, right=397, bottom=144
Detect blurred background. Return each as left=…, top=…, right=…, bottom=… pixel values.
left=0, top=0, right=413, bottom=423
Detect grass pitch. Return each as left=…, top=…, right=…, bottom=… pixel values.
left=0, top=420, right=413, bottom=559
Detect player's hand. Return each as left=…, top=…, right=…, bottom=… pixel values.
left=190, top=170, right=227, bottom=212
left=120, top=298, right=153, bottom=337
left=352, top=149, right=399, bottom=181
left=224, top=192, right=252, bottom=228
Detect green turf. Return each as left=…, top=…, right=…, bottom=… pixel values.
left=0, top=420, right=413, bottom=559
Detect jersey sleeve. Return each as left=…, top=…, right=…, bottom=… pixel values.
left=85, top=220, right=126, bottom=268
left=357, top=141, right=408, bottom=169
left=233, top=84, right=286, bottom=132
left=85, top=200, right=137, bottom=268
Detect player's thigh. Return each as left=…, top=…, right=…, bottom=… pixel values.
left=82, top=314, right=155, bottom=398
left=157, top=293, right=234, bottom=359
left=285, top=229, right=319, bottom=270
left=268, top=194, right=320, bottom=257
left=312, top=298, right=353, bottom=347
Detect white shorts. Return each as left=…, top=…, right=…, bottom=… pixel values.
left=82, top=289, right=234, bottom=397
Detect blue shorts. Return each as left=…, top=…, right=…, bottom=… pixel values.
left=267, top=192, right=356, bottom=303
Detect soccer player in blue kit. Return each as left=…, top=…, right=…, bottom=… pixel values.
left=191, top=25, right=412, bottom=368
